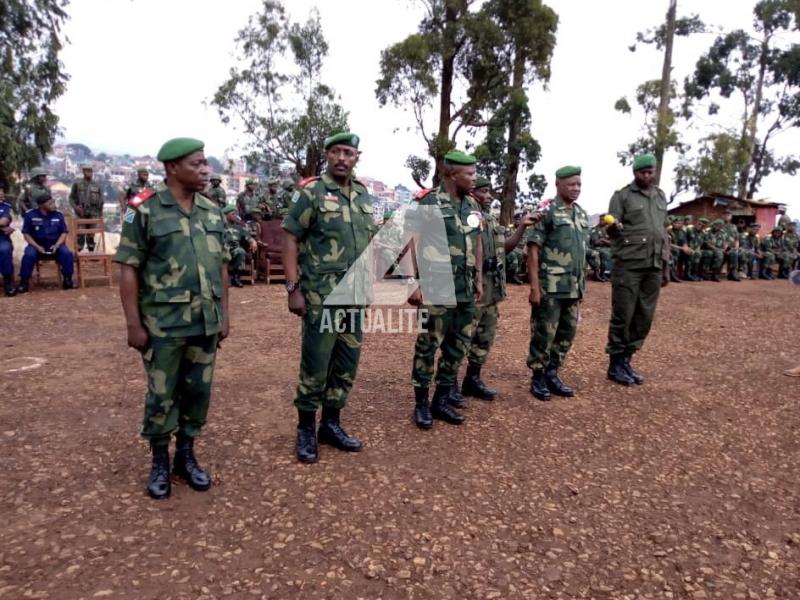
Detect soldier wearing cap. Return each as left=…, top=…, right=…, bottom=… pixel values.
left=113, top=137, right=230, bottom=500
left=0, top=189, right=17, bottom=296
left=222, top=204, right=257, bottom=287
left=121, top=168, right=154, bottom=216
left=282, top=132, right=377, bottom=463
left=16, top=191, right=75, bottom=293
left=760, top=227, right=783, bottom=279
left=527, top=165, right=588, bottom=401
left=261, top=177, right=282, bottom=217
left=69, top=162, right=104, bottom=251
left=739, top=222, right=761, bottom=278
left=778, top=221, right=798, bottom=278
left=701, top=219, right=726, bottom=282
left=16, top=167, right=49, bottom=215
left=720, top=209, right=741, bottom=281
left=588, top=221, right=612, bottom=282
left=236, top=178, right=261, bottom=221
left=407, top=150, right=483, bottom=429
left=667, top=216, right=693, bottom=281
left=462, top=176, right=536, bottom=401
left=205, top=174, right=227, bottom=209
left=604, top=153, right=668, bottom=386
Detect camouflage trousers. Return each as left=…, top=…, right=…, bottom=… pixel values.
left=466, top=302, right=500, bottom=367
left=294, top=305, right=363, bottom=412
left=527, top=296, right=580, bottom=371
left=412, top=303, right=476, bottom=388
left=779, top=252, right=798, bottom=272
left=738, top=250, right=756, bottom=275
left=701, top=249, right=723, bottom=273
left=606, top=265, right=662, bottom=356
left=505, top=250, right=523, bottom=279
left=587, top=247, right=611, bottom=274
left=141, top=334, right=218, bottom=445
left=229, top=247, right=246, bottom=272
left=761, top=252, right=776, bottom=272
left=723, top=249, right=739, bottom=273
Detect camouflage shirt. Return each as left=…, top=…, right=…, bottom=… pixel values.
left=669, top=227, right=688, bottom=247
left=589, top=224, right=611, bottom=248
left=124, top=179, right=155, bottom=203
left=739, top=231, right=759, bottom=251
left=526, top=195, right=589, bottom=299
left=782, top=232, right=799, bottom=253
left=69, top=178, right=104, bottom=217
left=236, top=190, right=261, bottom=216
left=722, top=223, right=739, bottom=248
left=702, top=229, right=726, bottom=251
left=761, top=235, right=782, bottom=254
left=282, top=173, right=377, bottom=305
left=607, top=181, right=668, bottom=269
left=205, top=184, right=227, bottom=209
left=478, top=207, right=507, bottom=306
left=17, top=182, right=49, bottom=214
left=113, top=189, right=230, bottom=338
left=685, top=225, right=702, bottom=249
left=224, top=221, right=254, bottom=251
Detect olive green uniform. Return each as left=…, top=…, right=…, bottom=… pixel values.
left=17, top=182, right=49, bottom=215
left=526, top=196, right=588, bottom=371
left=224, top=221, right=254, bottom=272
left=236, top=190, right=261, bottom=220
left=69, top=178, right=104, bottom=250
left=113, top=189, right=229, bottom=445
left=205, top=184, right=227, bottom=208
left=282, top=174, right=377, bottom=412
left=606, top=181, right=667, bottom=356
left=588, top=224, right=612, bottom=276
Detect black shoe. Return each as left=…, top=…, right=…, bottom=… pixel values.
left=173, top=435, right=211, bottom=491
left=296, top=410, right=318, bottom=463
left=670, top=270, right=682, bottom=283
left=2, top=277, right=15, bottom=297
left=231, top=273, right=244, bottom=288
left=544, top=366, right=575, bottom=397
left=622, top=354, right=644, bottom=385
left=529, top=369, right=551, bottom=401
left=727, top=271, right=740, bottom=281
left=15, top=279, right=29, bottom=294
left=318, top=407, right=363, bottom=452
left=62, top=276, right=74, bottom=290
left=147, top=442, right=171, bottom=500
left=447, top=378, right=465, bottom=407
left=598, top=273, right=609, bottom=282
left=414, top=387, right=433, bottom=429
left=431, top=385, right=464, bottom=424
left=511, top=274, right=523, bottom=285
left=607, top=354, right=634, bottom=386
left=461, top=364, right=496, bottom=401
left=710, top=274, right=721, bottom=282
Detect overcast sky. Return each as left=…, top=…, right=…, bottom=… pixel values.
left=54, top=0, right=799, bottom=215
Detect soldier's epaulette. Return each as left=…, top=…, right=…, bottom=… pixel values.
left=128, top=188, right=155, bottom=208
left=414, top=188, right=434, bottom=201
left=298, top=176, right=320, bottom=188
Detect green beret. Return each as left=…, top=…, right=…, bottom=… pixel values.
left=698, top=217, right=710, bottom=224
left=81, top=162, right=93, bottom=170
left=36, top=191, right=52, bottom=204
left=268, top=177, right=279, bottom=185
left=683, top=215, right=692, bottom=221
left=668, top=216, right=677, bottom=223
left=250, top=208, right=262, bottom=215
left=711, top=219, right=723, bottom=226
left=632, top=153, right=657, bottom=171
left=281, top=178, right=295, bottom=189
left=137, top=167, right=149, bottom=173
left=245, top=178, right=257, bottom=185
left=222, top=205, right=237, bottom=215
left=30, top=167, right=47, bottom=178
left=209, top=173, right=221, bottom=181
left=444, top=150, right=476, bottom=166
left=772, top=227, right=783, bottom=233
left=555, top=165, right=581, bottom=179
left=473, top=176, right=491, bottom=189
left=324, top=132, right=359, bottom=150
left=156, top=137, right=204, bottom=162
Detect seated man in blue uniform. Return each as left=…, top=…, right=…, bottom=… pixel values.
left=0, top=189, right=15, bottom=296
left=16, top=191, right=75, bottom=293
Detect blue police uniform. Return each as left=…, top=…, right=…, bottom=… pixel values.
left=0, top=201, right=13, bottom=278
left=19, top=208, right=74, bottom=280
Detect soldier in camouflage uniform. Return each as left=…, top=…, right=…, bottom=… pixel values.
left=527, top=166, right=588, bottom=401
left=739, top=223, right=761, bottom=278
left=588, top=222, right=612, bottom=281
left=16, top=167, right=49, bottom=215
left=282, top=132, right=377, bottom=463
left=205, top=174, right=227, bottom=208
left=280, top=178, right=296, bottom=215
left=759, top=227, right=781, bottom=279
left=236, top=179, right=261, bottom=221
left=720, top=209, right=741, bottom=281
left=408, top=150, right=483, bottom=429
left=222, top=205, right=257, bottom=287
left=668, top=216, right=694, bottom=281
left=685, top=216, right=704, bottom=280
left=778, top=221, right=799, bottom=278
left=69, top=163, right=104, bottom=251
left=462, top=177, right=536, bottom=401
left=120, top=168, right=153, bottom=216
left=504, top=212, right=526, bottom=284
left=700, top=219, right=726, bottom=282
left=260, top=177, right=282, bottom=217
left=113, top=138, right=229, bottom=500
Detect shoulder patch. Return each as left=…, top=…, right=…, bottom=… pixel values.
left=128, top=188, right=155, bottom=207
left=298, top=176, right=320, bottom=188
left=414, top=188, right=434, bottom=201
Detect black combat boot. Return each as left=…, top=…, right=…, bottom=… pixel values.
left=318, top=406, right=363, bottom=452
left=607, top=354, right=635, bottom=386
left=511, top=273, right=523, bottom=285
left=296, top=410, right=318, bottom=463
left=778, top=267, right=789, bottom=280
left=710, top=273, right=721, bottom=282
left=727, top=270, right=741, bottom=281
left=447, top=377, right=465, bottom=407
left=173, top=434, right=211, bottom=491
left=544, top=366, right=575, bottom=397
left=231, top=272, right=244, bottom=288
left=2, top=276, right=15, bottom=297
left=622, top=353, right=644, bottom=385
left=147, top=441, right=171, bottom=500
left=669, top=268, right=682, bottom=283
left=15, top=278, right=29, bottom=294
left=529, top=369, right=551, bottom=401
left=62, top=275, right=75, bottom=290
left=414, top=387, right=433, bottom=429
left=461, top=363, right=496, bottom=401
left=430, top=385, right=464, bottom=424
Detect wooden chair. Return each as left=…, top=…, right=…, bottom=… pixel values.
left=34, top=255, right=64, bottom=287
left=257, top=220, right=285, bottom=283
left=72, top=218, right=114, bottom=288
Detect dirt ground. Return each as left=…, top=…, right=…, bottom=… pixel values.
left=1, top=277, right=799, bottom=600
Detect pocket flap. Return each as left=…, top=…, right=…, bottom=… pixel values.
left=153, top=289, right=191, bottom=303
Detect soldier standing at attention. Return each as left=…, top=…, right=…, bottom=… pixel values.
left=206, top=174, right=227, bottom=208
left=222, top=205, right=257, bottom=288
left=113, top=138, right=230, bottom=500
left=16, top=167, right=49, bottom=215
left=462, top=176, right=535, bottom=401
left=282, top=132, right=377, bottom=464
left=605, top=154, right=668, bottom=386
left=121, top=168, right=153, bottom=213
left=408, top=150, right=483, bottom=429
left=0, top=190, right=16, bottom=296
left=69, top=163, right=104, bottom=252
left=527, top=166, right=588, bottom=401
left=237, top=179, right=261, bottom=222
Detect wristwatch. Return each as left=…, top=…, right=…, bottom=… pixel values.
left=285, top=280, right=299, bottom=294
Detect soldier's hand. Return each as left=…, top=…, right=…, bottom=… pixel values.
left=127, top=324, right=149, bottom=353
left=408, top=288, right=423, bottom=307
left=475, top=282, right=483, bottom=303
left=218, top=318, right=230, bottom=346
left=521, top=214, right=539, bottom=228
left=288, top=289, right=306, bottom=317
left=528, top=287, right=541, bottom=307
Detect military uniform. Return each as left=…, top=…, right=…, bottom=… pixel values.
left=0, top=200, right=15, bottom=295
left=205, top=178, right=227, bottom=208
left=17, top=177, right=49, bottom=215
left=777, top=213, right=791, bottom=231
left=685, top=220, right=704, bottom=278
left=223, top=207, right=254, bottom=286
left=738, top=229, right=758, bottom=278
left=69, top=174, right=104, bottom=251
left=236, top=184, right=261, bottom=221
left=588, top=223, right=612, bottom=281
left=779, top=227, right=799, bottom=277
left=123, top=176, right=154, bottom=205
left=701, top=223, right=725, bottom=281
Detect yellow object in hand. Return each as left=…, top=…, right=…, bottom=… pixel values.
left=603, top=214, right=616, bottom=225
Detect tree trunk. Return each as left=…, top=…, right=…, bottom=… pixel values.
left=737, top=34, right=769, bottom=199
left=654, top=0, right=677, bottom=186
left=500, top=51, right=526, bottom=226
left=432, top=2, right=458, bottom=185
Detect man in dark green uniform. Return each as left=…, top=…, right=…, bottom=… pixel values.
left=461, top=177, right=535, bottom=400
left=282, top=132, right=377, bottom=463
left=408, top=150, right=483, bottom=428
left=16, top=167, right=49, bottom=215
left=113, top=138, right=230, bottom=500
left=120, top=168, right=153, bottom=215
left=605, top=153, right=668, bottom=386
left=527, top=166, right=588, bottom=401
left=760, top=227, right=782, bottom=279
left=701, top=219, right=726, bottom=282
left=222, top=205, right=257, bottom=287
left=69, top=163, right=104, bottom=251
left=588, top=222, right=612, bottom=282
left=778, top=222, right=798, bottom=277
left=236, top=179, right=261, bottom=221
left=206, top=174, right=227, bottom=208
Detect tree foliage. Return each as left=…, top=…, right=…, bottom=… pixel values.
left=212, top=1, right=348, bottom=178
left=0, top=0, right=69, bottom=191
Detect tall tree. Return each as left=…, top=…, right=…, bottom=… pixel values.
left=673, top=131, right=748, bottom=198
left=0, top=0, right=69, bottom=192
left=213, top=1, right=348, bottom=178
left=684, top=0, right=799, bottom=199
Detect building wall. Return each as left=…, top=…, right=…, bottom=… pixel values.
left=754, top=206, right=778, bottom=232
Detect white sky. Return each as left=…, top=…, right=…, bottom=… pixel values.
left=54, top=0, right=799, bottom=215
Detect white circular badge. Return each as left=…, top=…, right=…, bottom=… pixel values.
left=467, top=214, right=480, bottom=228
